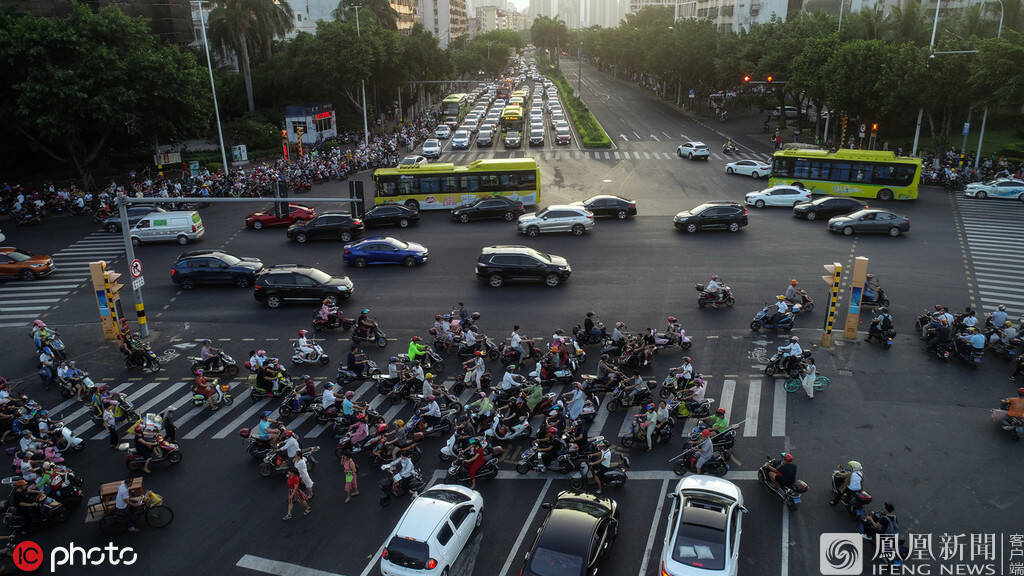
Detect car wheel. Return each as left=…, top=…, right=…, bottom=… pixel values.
left=489, top=274, right=503, bottom=288
left=888, top=227, right=902, bottom=237
left=843, top=226, right=854, bottom=236
left=266, top=295, right=282, bottom=309
left=19, top=269, right=35, bottom=281
left=353, top=258, right=367, bottom=268
left=460, top=214, right=470, bottom=224
left=131, top=237, right=141, bottom=247
left=405, top=200, right=419, bottom=211
left=403, top=256, right=417, bottom=267
left=526, top=226, right=540, bottom=237
left=728, top=222, right=740, bottom=232
left=974, top=191, right=988, bottom=199
left=751, top=171, right=760, bottom=179
left=806, top=211, right=817, bottom=221
left=106, top=223, right=119, bottom=233
left=877, top=189, right=894, bottom=201
left=177, top=235, right=189, bottom=245
left=616, top=210, right=627, bottom=219
left=340, top=231, right=353, bottom=242
left=793, top=201, right=802, bottom=207
left=398, top=218, right=409, bottom=228
left=726, top=167, right=734, bottom=174
left=545, top=274, right=561, bottom=287
left=252, top=221, right=263, bottom=230
left=755, top=199, right=765, bottom=208
left=571, top=224, right=585, bottom=236
left=234, top=276, right=251, bottom=288
left=686, top=223, right=698, bottom=233
left=181, top=278, right=195, bottom=290
left=677, top=148, right=683, bottom=157
left=1018, top=193, right=1024, bottom=202
left=295, top=232, right=308, bottom=244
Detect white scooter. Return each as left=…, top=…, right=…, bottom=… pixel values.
left=485, top=415, right=532, bottom=441
left=292, top=342, right=329, bottom=366
left=51, top=421, right=84, bottom=452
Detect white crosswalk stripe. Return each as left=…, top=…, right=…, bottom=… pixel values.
left=0, top=231, right=124, bottom=326
left=956, top=196, right=1024, bottom=315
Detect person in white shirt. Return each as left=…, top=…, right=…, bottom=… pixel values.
left=769, top=295, right=789, bottom=325
left=280, top=430, right=301, bottom=459
left=501, top=366, right=523, bottom=391
left=293, top=454, right=314, bottom=498
left=115, top=479, right=141, bottom=533
left=296, top=330, right=314, bottom=361
left=321, top=382, right=338, bottom=413
left=779, top=336, right=803, bottom=372
left=511, top=325, right=528, bottom=360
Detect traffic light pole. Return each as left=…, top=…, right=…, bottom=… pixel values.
left=118, top=195, right=148, bottom=338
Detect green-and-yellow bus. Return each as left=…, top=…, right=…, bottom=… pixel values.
left=373, top=158, right=540, bottom=211
left=501, top=105, right=524, bottom=133
left=440, top=93, right=470, bottom=126
left=770, top=148, right=922, bottom=201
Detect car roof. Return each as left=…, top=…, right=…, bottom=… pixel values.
left=535, top=509, right=601, bottom=552
left=394, top=496, right=457, bottom=540
left=481, top=244, right=540, bottom=255
left=675, top=475, right=743, bottom=501
left=586, top=195, right=625, bottom=201
left=540, top=204, right=587, bottom=211
left=177, top=250, right=231, bottom=260
left=262, top=264, right=318, bottom=273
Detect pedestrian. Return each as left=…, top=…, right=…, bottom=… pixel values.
left=103, top=405, right=119, bottom=449
left=283, top=469, right=311, bottom=520
left=341, top=454, right=360, bottom=503
left=801, top=356, right=817, bottom=399
left=162, top=407, right=176, bottom=443
left=293, top=453, right=314, bottom=499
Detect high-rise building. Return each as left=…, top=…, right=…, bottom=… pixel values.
left=558, top=0, right=581, bottom=27
left=0, top=0, right=194, bottom=44
left=285, top=0, right=419, bottom=34
left=419, top=0, right=468, bottom=47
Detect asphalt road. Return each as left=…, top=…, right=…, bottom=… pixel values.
left=0, top=60, right=1020, bottom=576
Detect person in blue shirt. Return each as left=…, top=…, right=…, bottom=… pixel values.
left=342, top=391, right=356, bottom=417
left=961, top=327, right=986, bottom=351
left=254, top=411, right=282, bottom=443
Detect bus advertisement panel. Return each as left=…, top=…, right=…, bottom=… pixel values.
left=770, top=149, right=921, bottom=201
left=373, top=158, right=541, bottom=210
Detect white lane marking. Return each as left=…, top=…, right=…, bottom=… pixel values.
left=744, top=379, right=761, bottom=437
left=183, top=387, right=254, bottom=439
left=719, top=379, right=736, bottom=426
left=237, top=554, right=347, bottom=576
left=88, top=382, right=162, bottom=439
left=772, top=377, right=787, bottom=437
left=498, top=478, right=553, bottom=576
left=781, top=505, right=790, bottom=576
left=638, top=478, right=671, bottom=576
left=213, top=397, right=277, bottom=439
left=134, top=381, right=190, bottom=417
left=643, top=152, right=651, bottom=159
left=614, top=152, right=620, bottom=160
left=0, top=284, right=81, bottom=292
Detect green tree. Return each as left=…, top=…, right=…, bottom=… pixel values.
left=208, top=0, right=294, bottom=113
left=333, top=0, right=399, bottom=30
left=531, top=15, right=569, bottom=61
left=0, top=3, right=209, bottom=188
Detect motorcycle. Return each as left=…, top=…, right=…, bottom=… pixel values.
left=750, top=304, right=801, bottom=332
left=370, top=432, right=424, bottom=466
left=123, top=438, right=183, bottom=472
left=485, top=414, right=532, bottom=441
left=605, top=380, right=657, bottom=413
left=378, top=460, right=426, bottom=507
left=336, top=358, right=381, bottom=386
left=861, top=287, right=890, bottom=308
left=407, top=410, right=456, bottom=438
left=696, top=284, right=735, bottom=308
left=123, top=343, right=161, bottom=373
left=190, top=380, right=234, bottom=408
left=865, top=315, right=896, bottom=350
left=953, top=337, right=984, bottom=368
left=90, top=393, right=140, bottom=425
left=276, top=394, right=323, bottom=420
left=785, top=289, right=815, bottom=313
left=687, top=422, right=741, bottom=453
left=458, top=335, right=501, bottom=360
left=669, top=446, right=730, bottom=476
left=239, top=428, right=277, bottom=460
left=831, top=467, right=872, bottom=519
left=498, top=340, right=542, bottom=366
left=445, top=450, right=503, bottom=486
left=352, top=324, right=389, bottom=348
left=653, top=327, right=692, bottom=351
left=722, top=143, right=736, bottom=154
left=335, top=427, right=380, bottom=459
left=578, top=373, right=619, bottom=395
left=619, top=412, right=671, bottom=449
left=1, top=492, right=68, bottom=531
left=570, top=455, right=630, bottom=491
left=757, top=456, right=808, bottom=510
left=292, top=342, right=329, bottom=366
left=258, top=446, right=319, bottom=477
left=36, top=333, right=67, bottom=361
left=189, top=352, right=239, bottom=378
left=989, top=337, right=1021, bottom=360
left=992, top=407, right=1024, bottom=440
left=763, top=349, right=811, bottom=378
left=515, top=443, right=580, bottom=475
left=49, top=420, right=85, bottom=453
left=15, top=211, right=43, bottom=226
left=312, top=308, right=355, bottom=332
left=397, top=350, right=446, bottom=374
left=572, top=323, right=607, bottom=346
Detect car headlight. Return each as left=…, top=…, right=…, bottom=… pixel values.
left=31, top=264, right=44, bottom=268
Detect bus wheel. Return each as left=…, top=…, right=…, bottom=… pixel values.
left=405, top=200, right=419, bottom=211
left=877, top=189, right=894, bottom=201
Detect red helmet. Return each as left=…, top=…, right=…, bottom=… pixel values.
left=790, top=279, right=798, bottom=285
left=547, top=427, right=557, bottom=435
left=701, top=429, right=713, bottom=437
left=783, top=452, right=793, bottom=462
left=474, top=350, right=483, bottom=357
left=716, top=408, right=726, bottom=415
left=435, top=314, right=441, bottom=320
left=357, top=413, right=366, bottom=420
left=1018, top=387, right=1024, bottom=396
left=412, top=336, right=421, bottom=342
left=668, top=316, right=677, bottom=323
left=934, top=304, right=943, bottom=311
left=284, top=430, right=293, bottom=437
left=377, top=424, right=388, bottom=433
left=298, top=329, right=307, bottom=336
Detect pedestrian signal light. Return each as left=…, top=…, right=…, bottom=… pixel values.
left=766, top=76, right=774, bottom=83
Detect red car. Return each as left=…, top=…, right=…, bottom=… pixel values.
left=245, top=203, right=316, bottom=230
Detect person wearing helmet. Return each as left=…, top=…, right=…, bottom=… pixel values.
left=999, top=389, right=1024, bottom=431
left=254, top=411, right=283, bottom=443
left=356, top=309, right=375, bottom=339
left=318, top=298, right=338, bottom=325
left=584, top=437, right=613, bottom=493
left=993, top=320, right=1018, bottom=347
left=463, top=436, right=486, bottom=489
left=596, top=353, right=622, bottom=386
left=672, top=357, right=695, bottom=383
left=321, top=381, right=340, bottom=417
left=866, top=306, right=894, bottom=343
left=501, top=364, right=524, bottom=392
left=767, top=452, right=797, bottom=489
left=536, top=426, right=563, bottom=470
left=925, top=315, right=954, bottom=357
left=768, top=295, right=790, bottom=326
left=990, top=305, right=1009, bottom=329
left=408, top=336, right=429, bottom=363
left=678, top=375, right=707, bottom=411
left=468, top=390, right=494, bottom=418
left=611, top=322, right=627, bottom=346
left=664, top=316, right=684, bottom=345
left=294, top=375, right=317, bottom=411
left=691, top=428, right=715, bottom=474
left=463, top=350, right=485, bottom=389
left=863, top=273, right=881, bottom=303
left=831, top=460, right=865, bottom=505
left=705, top=275, right=724, bottom=305
left=562, top=381, right=586, bottom=420
left=702, top=407, right=729, bottom=434
left=778, top=336, right=802, bottom=372
left=584, top=312, right=605, bottom=342
left=460, top=322, right=481, bottom=354
left=643, top=402, right=659, bottom=451
left=510, top=325, right=530, bottom=361
left=279, top=428, right=302, bottom=461
left=419, top=394, right=442, bottom=427
left=296, top=329, right=315, bottom=362
left=784, top=279, right=800, bottom=302
left=959, top=325, right=986, bottom=352
left=37, top=346, right=55, bottom=386
left=200, top=339, right=221, bottom=373
left=194, top=368, right=219, bottom=410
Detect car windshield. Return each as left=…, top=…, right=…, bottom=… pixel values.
left=422, top=488, right=470, bottom=504
left=385, top=537, right=428, bottom=569
left=5, top=251, right=33, bottom=262
left=535, top=208, right=550, bottom=218
left=672, top=523, right=727, bottom=570
left=219, top=254, right=241, bottom=266
left=529, top=547, right=584, bottom=576
left=305, top=269, right=332, bottom=284
left=845, top=210, right=871, bottom=219
left=553, top=498, right=608, bottom=518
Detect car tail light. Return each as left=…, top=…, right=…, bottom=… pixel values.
left=353, top=219, right=363, bottom=226
left=254, top=284, right=263, bottom=291
left=344, top=248, right=350, bottom=255
left=743, top=209, right=749, bottom=215
left=426, top=558, right=437, bottom=570
left=587, top=214, right=593, bottom=219
left=170, top=269, right=176, bottom=276
left=381, top=548, right=388, bottom=559
left=191, top=224, right=197, bottom=232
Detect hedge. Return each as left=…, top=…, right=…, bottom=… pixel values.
left=542, top=64, right=612, bottom=149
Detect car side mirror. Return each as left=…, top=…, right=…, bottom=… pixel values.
left=541, top=502, right=553, bottom=509
left=739, top=505, right=749, bottom=514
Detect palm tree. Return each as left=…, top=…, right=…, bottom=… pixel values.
left=208, top=0, right=294, bottom=113
left=333, top=0, right=398, bottom=30
left=884, top=0, right=930, bottom=45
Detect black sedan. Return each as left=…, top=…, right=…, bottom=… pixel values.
left=286, top=212, right=365, bottom=243
left=793, top=196, right=867, bottom=221
left=451, top=196, right=526, bottom=223
left=362, top=203, right=420, bottom=229
left=571, top=195, right=637, bottom=219
left=828, top=209, right=911, bottom=237
left=170, top=250, right=264, bottom=289
left=521, top=491, right=618, bottom=576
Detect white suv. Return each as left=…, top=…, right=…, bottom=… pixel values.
left=379, top=485, right=484, bottom=576
left=677, top=141, right=710, bottom=160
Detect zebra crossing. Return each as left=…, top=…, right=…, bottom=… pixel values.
left=438, top=149, right=771, bottom=164
left=0, top=232, right=125, bottom=327
left=955, top=196, right=1024, bottom=317
left=53, top=373, right=790, bottom=444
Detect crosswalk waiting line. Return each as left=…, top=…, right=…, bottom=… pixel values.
left=956, top=197, right=1024, bottom=315
left=743, top=379, right=761, bottom=437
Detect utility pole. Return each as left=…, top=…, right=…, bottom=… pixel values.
left=912, top=0, right=942, bottom=156
left=975, top=0, right=1004, bottom=169
left=353, top=2, right=370, bottom=147
left=117, top=195, right=148, bottom=338
left=194, top=0, right=230, bottom=175
left=576, top=42, right=582, bottom=100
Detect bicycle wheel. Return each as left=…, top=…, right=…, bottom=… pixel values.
left=99, top=514, right=125, bottom=536
left=814, top=376, right=831, bottom=392
left=783, top=378, right=801, bottom=393
left=146, top=505, right=174, bottom=528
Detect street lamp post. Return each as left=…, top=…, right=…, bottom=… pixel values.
left=975, top=0, right=1004, bottom=169
left=911, top=0, right=943, bottom=156
left=193, top=0, right=230, bottom=175
left=576, top=42, right=582, bottom=100
left=823, top=0, right=846, bottom=144
left=352, top=2, right=370, bottom=147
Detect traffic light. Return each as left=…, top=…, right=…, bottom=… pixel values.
left=743, top=75, right=751, bottom=83
left=871, top=123, right=878, bottom=133
left=766, top=76, right=774, bottom=84
left=105, top=269, right=124, bottom=299
left=822, top=263, right=842, bottom=287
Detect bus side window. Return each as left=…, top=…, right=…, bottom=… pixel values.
left=830, top=163, right=851, bottom=182
left=893, top=165, right=916, bottom=186
left=461, top=176, right=480, bottom=193
left=500, top=174, right=519, bottom=188
left=398, top=177, right=416, bottom=196
left=809, top=160, right=829, bottom=180
left=377, top=176, right=398, bottom=197
left=480, top=174, right=500, bottom=192
left=517, top=171, right=537, bottom=191
left=420, top=177, right=441, bottom=195
left=873, top=164, right=896, bottom=185
left=852, top=165, right=872, bottom=183
left=793, top=159, right=810, bottom=179
left=773, top=157, right=794, bottom=178
left=442, top=176, right=458, bottom=194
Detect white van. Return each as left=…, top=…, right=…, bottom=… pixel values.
left=130, top=211, right=205, bottom=246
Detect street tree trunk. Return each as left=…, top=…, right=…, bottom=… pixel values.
left=239, top=30, right=255, bottom=113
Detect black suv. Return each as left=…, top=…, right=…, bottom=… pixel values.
left=171, top=251, right=264, bottom=289
left=673, top=201, right=748, bottom=233
left=253, top=265, right=354, bottom=308
left=475, top=245, right=571, bottom=288
left=286, top=213, right=365, bottom=243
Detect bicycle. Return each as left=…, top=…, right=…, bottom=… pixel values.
left=98, top=490, right=173, bottom=536
left=783, top=375, right=830, bottom=394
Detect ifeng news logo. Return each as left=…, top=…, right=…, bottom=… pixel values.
left=821, top=533, right=864, bottom=575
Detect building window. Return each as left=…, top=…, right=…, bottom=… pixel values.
left=315, top=115, right=333, bottom=133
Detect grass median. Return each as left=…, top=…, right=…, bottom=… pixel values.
left=542, top=64, right=612, bottom=149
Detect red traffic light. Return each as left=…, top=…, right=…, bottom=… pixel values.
left=743, top=75, right=751, bottom=83
left=766, top=75, right=774, bottom=83
left=871, top=123, right=878, bottom=131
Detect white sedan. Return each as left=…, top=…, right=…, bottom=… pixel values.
left=379, top=485, right=483, bottom=576
left=745, top=185, right=812, bottom=208
left=964, top=178, right=1024, bottom=201
left=725, top=159, right=771, bottom=179
left=660, top=476, right=746, bottom=576
left=434, top=125, right=451, bottom=140
left=422, top=139, right=441, bottom=158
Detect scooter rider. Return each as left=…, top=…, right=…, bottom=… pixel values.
left=296, top=330, right=315, bottom=361
left=999, top=388, right=1024, bottom=427
left=463, top=351, right=485, bottom=388
left=779, top=336, right=803, bottom=372
left=830, top=460, right=864, bottom=505
left=420, top=396, right=442, bottom=427
left=959, top=327, right=986, bottom=352
left=200, top=339, right=221, bottom=372
left=318, top=298, right=338, bottom=324
left=673, top=357, right=696, bottom=384
left=923, top=305, right=954, bottom=337
left=692, top=429, right=714, bottom=474
left=501, top=365, right=524, bottom=391
left=356, top=309, right=375, bottom=339
left=194, top=370, right=219, bottom=410
left=294, top=375, right=316, bottom=411
left=925, top=317, right=953, bottom=354
left=597, top=354, right=623, bottom=386
left=255, top=411, right=283, bottom=444
left=866, top=307, right=894, bottom=343
left=784, top=279, right=800, bottom=302
left=864, top=273, right=881, bottom=302
left=678, top=377, right=706, bottom=410
left=766, top=452, right=796, bottom=490
left=992, top=321, right=1018, bottom=346
left=990, top=305, right=1009, bottom=329
left=705, top=275, right=724, bottom=304
left=770, top=295, right=790, bottom=325
left=321, top=382, right=339, bottom=416
left=619, top=372, right=648, bottom=403
left=347, top=344, right=368, bottom=379
left=702, top=408, right=729, bottom=434
left=584, top=312, right=602, bottom=340
left=408, top=336, right=429, bottom=363
left=587, top=438, right=612, bottom=493
left=389, top=453, right=416, bottom=494
left=510, top=325, right=529, bottom=360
